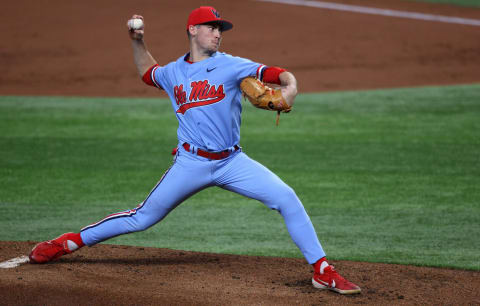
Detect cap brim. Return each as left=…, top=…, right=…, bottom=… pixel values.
left=202, top=20, right=233, bottom=32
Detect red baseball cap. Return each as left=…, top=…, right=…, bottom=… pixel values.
left=186, top=6, right=233, bottom=32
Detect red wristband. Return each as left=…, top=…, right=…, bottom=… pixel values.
left=262, top=66, right=286, bottom=85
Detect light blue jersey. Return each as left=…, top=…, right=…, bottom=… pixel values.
left=152, top=52, right=263, bottom=151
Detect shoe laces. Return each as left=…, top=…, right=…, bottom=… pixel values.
left=48, top=239, right=68, bottom=252
left=323, top=265, right=347, bottom=285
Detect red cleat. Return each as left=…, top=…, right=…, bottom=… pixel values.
left=312, top=261, right=361, bottom=294
left=29, top=232, right=82, bottom=264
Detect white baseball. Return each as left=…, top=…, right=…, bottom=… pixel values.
left=128, top=18, right=144, bottom=30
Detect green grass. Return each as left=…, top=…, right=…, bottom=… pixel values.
left=1, top=84, right=479, bottom=270
left=409, top=0, right=480, bottom=7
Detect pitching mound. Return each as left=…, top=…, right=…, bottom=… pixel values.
left=1, top=241, right=478, bottom=305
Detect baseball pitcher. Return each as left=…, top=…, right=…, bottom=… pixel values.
left=29, top=6, right=360, bottom=295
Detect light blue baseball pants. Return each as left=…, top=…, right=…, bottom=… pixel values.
left=80, top=146, right=325, bottom=264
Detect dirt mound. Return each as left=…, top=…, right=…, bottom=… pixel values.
left=1, top=241, right=479, bottom=305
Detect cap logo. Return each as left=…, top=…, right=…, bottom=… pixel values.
left=211, top=9, right=221, bottom=18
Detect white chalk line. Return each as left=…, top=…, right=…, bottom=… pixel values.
left=0, top=256, right=30, bottom=268
left=257, top=0, right=480, bottom=26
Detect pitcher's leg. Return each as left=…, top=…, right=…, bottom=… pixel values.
left=80, top=157, right=211, bottom=246
left=215, top=152, right=325, bottom=264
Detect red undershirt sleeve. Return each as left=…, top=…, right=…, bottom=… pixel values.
left=142, top=64, right=160, bottom=87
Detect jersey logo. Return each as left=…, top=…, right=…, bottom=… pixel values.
left=206, top=67, right=217, bottom=72
left=174, top=80, right=226, bottom=114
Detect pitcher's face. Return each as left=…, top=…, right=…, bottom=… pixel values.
left=192, top=24, right=222, bottom=55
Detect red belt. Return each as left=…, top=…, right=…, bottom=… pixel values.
left=182, top=143, right=239, bottom=160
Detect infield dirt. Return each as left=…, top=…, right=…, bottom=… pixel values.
left=1, top=0, right=480, bottom=305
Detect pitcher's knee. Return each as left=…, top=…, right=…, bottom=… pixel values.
left=269, top=186, right=303, bottom=213
left=127, top=215, right=159, bottom=232
left=283, top=185, right=299, bottom=202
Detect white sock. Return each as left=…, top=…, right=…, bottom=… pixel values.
left=320, top=260, right=329, bottom=274
left=66, top=240, right=79, bottom=252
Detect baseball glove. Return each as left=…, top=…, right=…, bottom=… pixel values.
left=240, top=77, right=291, bottom=125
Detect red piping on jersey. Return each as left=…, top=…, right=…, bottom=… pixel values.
left=256, top=65, right=266, bottom=80
left=142, top=64, right=160, bottom=86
